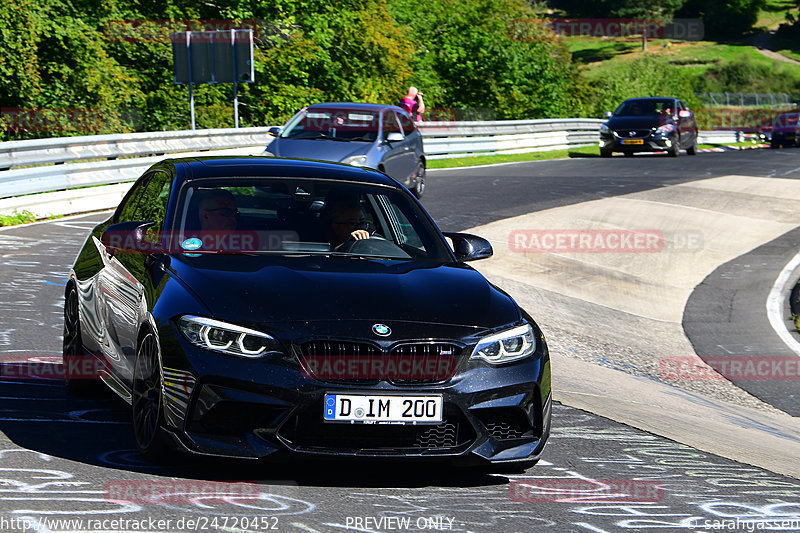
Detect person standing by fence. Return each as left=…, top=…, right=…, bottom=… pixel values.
left=398, top=87, right=425, bottom=122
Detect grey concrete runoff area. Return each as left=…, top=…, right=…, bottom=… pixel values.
left=2, top=150, right=800, bottom=531
left=466, top=172, right=800, bottom=479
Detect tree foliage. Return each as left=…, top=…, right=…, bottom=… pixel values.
left=676, top=0, right=766, bottom=40
left=0, top=0, right=578, bottom=139
left=556, top=0, right=686, bottom=22
left=583, top=54, right=699, bottom=116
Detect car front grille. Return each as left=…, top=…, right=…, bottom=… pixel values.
left=615, top=129, right=652, bottom=138
left=298, top=341, right=462, bottom=384
left=276, top=405, right=474, bottom=452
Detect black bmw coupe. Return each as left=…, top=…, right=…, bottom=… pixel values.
left=63, top=157, right=551, bottom=467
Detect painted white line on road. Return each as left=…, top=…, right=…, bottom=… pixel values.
left=766, top=250, right=800, bottom=357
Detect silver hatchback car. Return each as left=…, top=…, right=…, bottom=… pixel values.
left=264, top=103, right=427, bottom=198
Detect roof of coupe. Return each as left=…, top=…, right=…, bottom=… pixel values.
left=171, top=155, right=399, bottom=187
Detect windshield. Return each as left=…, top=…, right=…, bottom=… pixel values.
left=614, top=100, right=675, bottom=117
left=774, top=113, right=799, bottom=127
left=172, top=178, right=451, bottom=261
left=280, top=108, right=380, bottom=141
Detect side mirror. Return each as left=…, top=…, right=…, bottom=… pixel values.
left=385, top=132, right=404, bottom=143
left=102, top=221, right=159, bottom=254
left=443, top=232, right=493, bottom=262
left=268, top=126, right=282, bottom=137
left=604, top=111, right=613, bottom=119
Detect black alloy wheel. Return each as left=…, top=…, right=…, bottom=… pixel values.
left=412, top=161, right=426, bottom=199
left=668, top=136, right=680, bottom=157
left=687, top=137, right=698, bottom=155
left=63, top=287, right=92, bottom=395
left=132, top=330, right=171, bottom=461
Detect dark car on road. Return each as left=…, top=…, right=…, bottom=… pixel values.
left=770, top=112, right=799, bottom=148
left=63, top=156, right=551, bottom=469
left=600, top=97, right=699, bottom=157
left=264, top=103, right=427, bottom=198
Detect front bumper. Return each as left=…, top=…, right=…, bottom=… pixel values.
left=157, top=323, right=551, bottom=464
left=600, top=131, right=675, bottom=153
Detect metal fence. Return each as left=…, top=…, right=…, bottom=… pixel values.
left=695, top=92, right=796, bottom=108
left=0, top=119, right=752, bottom=218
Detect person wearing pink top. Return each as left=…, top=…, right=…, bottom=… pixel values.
left=398, top=86, right=425, bottom=122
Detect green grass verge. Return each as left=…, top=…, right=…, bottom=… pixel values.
left=428, top=146, right=602, bottom=169
left=0, top=210, right=37, bottom=227
left=428, top=140, right=769, bottom=170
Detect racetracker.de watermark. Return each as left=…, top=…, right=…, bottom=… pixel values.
left=301, top=355, right=457, bottom=381
left=509, top=478, right=663, bottom=503
left=547, top=18, right=704, bottom=40
left=508, top=229, right=704, bottom=253
left=103, top=230, right=300, bottom=253
left=104, top=19, right=268, bottom=43
left=104, top=480, right=259, bottom=504
left=660, top=356, right=800, bottom=381
left=0, top=355, right=106, bottom=381
left=1, top=107, right=140, bottom=133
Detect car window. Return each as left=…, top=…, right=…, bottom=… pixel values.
left=115, top=173, right=153, bottom=223
left=396, top=111, right=416, bottom=136
left=614, top=100, right=674, bottom=116
left=174, top=178, right=452, bottom=261
left=382, top=111, right=402, bottom=139
left=132, top=171, right=171, bottom=242
left=280, top=108, right=379, bottom=141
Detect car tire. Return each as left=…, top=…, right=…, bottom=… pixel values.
left=412, top=161, right=425, bottom=199
left=600, top=149, right=612, bottom=158
left=668, top=137, right=680, bottom=157
left=132, top=329, right=173, bottom=462
left=687, top=138, right=698, bottom=155
left=63, top=286, right=94, bottom=395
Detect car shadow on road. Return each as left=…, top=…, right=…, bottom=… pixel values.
left=0, top=377, right=512, bottom=488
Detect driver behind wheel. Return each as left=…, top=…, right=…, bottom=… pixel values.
left=325, top=192, right=371, bottom=250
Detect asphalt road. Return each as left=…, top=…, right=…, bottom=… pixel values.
left=1, top=150, right=800, bottom=532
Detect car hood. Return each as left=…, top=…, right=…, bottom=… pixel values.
left=166, top=255, right=520, bottom=340
left=268, top=138, right=372, bottom=162
left=607, top=116, right=667, bottom=130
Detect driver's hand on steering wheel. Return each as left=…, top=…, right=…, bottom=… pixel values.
left=351, top=229, right=370, bottom=240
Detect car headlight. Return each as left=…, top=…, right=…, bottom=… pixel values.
left=178, top=315, right=283, bottom=358
left=471, top=323, right=536, bottom=365
left=655, top=124, right=675, bottom=134
left=600, top=124, right=611, bottom=134
left=342, top=155, right=369, bottom=167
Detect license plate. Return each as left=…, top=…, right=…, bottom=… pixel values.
left=621, top=139, right=644, bottom=145
left=323, top=394, right=443, bottom=424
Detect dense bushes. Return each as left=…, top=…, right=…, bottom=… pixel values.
left=0, top=0, right=578, bottom=139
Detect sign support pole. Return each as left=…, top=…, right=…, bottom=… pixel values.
left=186, top=31, right=196, bottom=130
left=231, top=29, right=239, bottom=128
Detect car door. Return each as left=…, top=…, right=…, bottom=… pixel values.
left=100, top=170, right=171, bottom=384
left=379, top=110, right=415, bottom=182
left=676, top=100, right=697, bottom=146
left=396, top=110, right=423, bottom=187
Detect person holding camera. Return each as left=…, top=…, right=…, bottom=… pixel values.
left=398, top=86, right=425, bottom=122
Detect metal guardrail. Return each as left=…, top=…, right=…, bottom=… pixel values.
left=419, top=118, right=604, bottom=159
left=0, top=127, right=275, bottom=170
left=0, top=121, right=757, bottom=217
